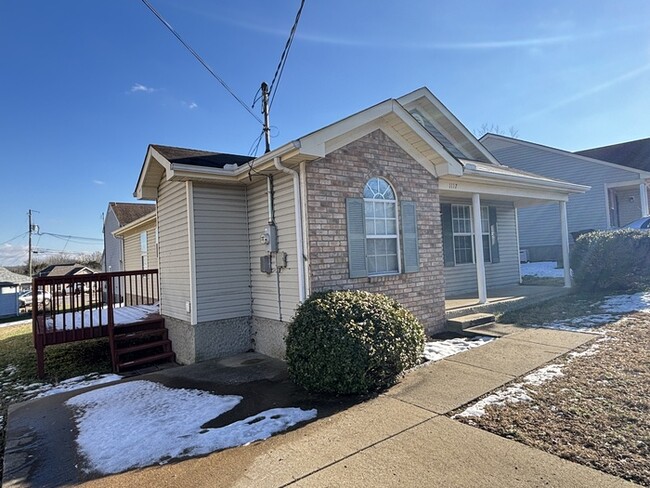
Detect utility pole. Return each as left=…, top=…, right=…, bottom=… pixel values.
left=261, top=82, right=271, bottom=153
left=28, top=209, right=33, bottom=278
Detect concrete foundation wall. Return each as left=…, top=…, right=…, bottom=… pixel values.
left=163, top=315, right=196, bottom=365
left=194, top=316, right=252, bottom=362
left=252, top=316, right=288, bottom=359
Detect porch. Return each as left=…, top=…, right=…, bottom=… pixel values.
left=31, top=269, right=174, bottom=377
left=445, top=283, right=570, bottom=319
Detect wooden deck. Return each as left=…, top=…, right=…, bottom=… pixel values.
left=32, top=270, right=174, bottom=377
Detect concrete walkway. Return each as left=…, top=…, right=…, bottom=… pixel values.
left=4, top=325, right=637, bottom=487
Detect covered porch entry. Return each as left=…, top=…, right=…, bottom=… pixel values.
left=438, top=160, right=588, bottom=308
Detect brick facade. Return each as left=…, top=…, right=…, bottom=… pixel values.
left=305, top=129, right=446, bottom=334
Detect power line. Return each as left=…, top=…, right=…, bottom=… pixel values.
left=268, top=0, right=306, bottom=108
left=141, top=0, right=263, bottom=125
left=38, top=232, right=103, bottom=243
left=0, top=232, right=28, bottom=247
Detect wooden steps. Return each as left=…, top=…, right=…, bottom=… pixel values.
left=112, top=317, right=175, bottom=372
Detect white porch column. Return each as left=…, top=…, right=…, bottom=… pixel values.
left=472, top=193, right=487, bottom=303
left=640, top=182, right=649, bottom=217
left=559, top=200, right=572, bottom=288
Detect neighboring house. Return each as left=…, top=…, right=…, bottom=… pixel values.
left=0, top=267, right=31, bottom=318
left=481, top=134, right=650, bottom=262
left=133, top=87, right=587, bottom=364
left=112, top=210, right=157, bottom=272
left=36, top=264, right=95, bottom=278
left=575, top=137, right=650, bottom=227
left=103, top=202, right=156, bottom=272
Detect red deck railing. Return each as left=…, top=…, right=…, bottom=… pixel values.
left=32, top=269, right=159, bottom=377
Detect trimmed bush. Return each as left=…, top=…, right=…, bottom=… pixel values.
left=571, top=229, right=650, bottom=292
left=286, top=290, right=425, bottom=395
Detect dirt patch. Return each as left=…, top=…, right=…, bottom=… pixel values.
left=455, top=313, right=650, bottom=486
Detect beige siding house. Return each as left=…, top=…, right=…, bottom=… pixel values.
left=133, top=87, right=587, bottom=364
left=481, top=135, right=650, bottom=261
left=112, top=210, right=157, bottom=272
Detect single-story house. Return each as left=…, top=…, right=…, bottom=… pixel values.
left=133, top=87, right=587, bottom=364
left=36, top=264, right=95, bottom=278
left=0, top=267, right=31, bottom=318
left=481, top=134, right=650, bottom=261
left=103, top=202, right=156, bottom=272
left=112, top=209, right=157, bottom=272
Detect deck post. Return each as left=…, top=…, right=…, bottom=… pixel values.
left=472, top=193, right=488, bottom=304
left=107, top=274, right=117, bottom=372
left=640, top=182, right=649, bottom=217
left=559, top=200, right=572, bottom=288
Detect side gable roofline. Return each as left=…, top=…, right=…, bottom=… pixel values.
left=398, top=87, right=502, bottom=166
left=134, top=95, right=468, bottom=198
left=112, top=211, right=156, bottom=238
left=480, top=133, right=650, bottom=178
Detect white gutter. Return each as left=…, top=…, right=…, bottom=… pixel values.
left=461, top=163, right=589, bottom=193
left=273, top=157, right=307, bottom=303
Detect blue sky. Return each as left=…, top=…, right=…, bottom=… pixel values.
left=1, top=1, right=649, bottom=266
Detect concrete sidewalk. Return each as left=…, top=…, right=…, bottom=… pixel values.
left=4, top=325, right=636, bottom=487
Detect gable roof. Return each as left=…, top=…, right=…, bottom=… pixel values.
left=480, top=133, right=650, bottom=177
left=110, top=202, right=156, bottom=226
left=575, top=138, right=650, bottom=172
left=37, top=264, right=94, bottom=278
left=0, top=267, right=31, bottom=285
left=135, top=87, right=586, bottom=200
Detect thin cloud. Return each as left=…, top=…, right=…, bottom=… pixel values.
left=517, top=62, right=650, bottom=122
left=0, top=243, right=28, bottom=266
left=130, top=83, right=156, bottom=94
left=182, top=101, right=198, bottom=110
left=93, top=180, right=105, bottom=185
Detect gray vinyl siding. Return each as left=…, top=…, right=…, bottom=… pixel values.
left=443, top=200, right=520, bottom=297
left=157, top=179, right=191, bottom=321
left=248, top=174, right=300, bottom=321
left=483, top=138, right=644, bottom=247
left=103, top=209, right=123, bottom=272
left=616, top=188, right=644, bottom=227
left=192, top=183, right=251, bottom=322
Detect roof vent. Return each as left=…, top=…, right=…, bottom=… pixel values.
left=223, top=163, right=239, bottom=171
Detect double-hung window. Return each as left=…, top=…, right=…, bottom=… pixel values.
left=346, top=177, right=420, bottom=279
left=451, top=204, right=491, bottom=264
left=364, top=178, right=400, bottom=275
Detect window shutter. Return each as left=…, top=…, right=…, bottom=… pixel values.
left=489, top=206, right=500, bottom=264
left=441, top=203, right=455, bottom=267
left=346, top=198, right=368, bottom=278
left=401, top=201, right=419, bottom=273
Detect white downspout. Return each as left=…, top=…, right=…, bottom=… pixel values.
left=273, top=157, right=306, bottom=302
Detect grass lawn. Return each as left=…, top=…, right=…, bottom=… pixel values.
left=460, top=291, right=650, bottom=486
left=0, top=321, right=112, bottom=481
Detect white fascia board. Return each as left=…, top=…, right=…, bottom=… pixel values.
left=134, top=146, right=172, bottom=199
left=459, top=169, right=589, bottom=194
left=397, top=87, right=502, bottom=166
left=605, top=179, right=648, bottom=189
left=297, top=100, right=394, bottom=157
left=440, top=176, right=571, bottom=202
left=481, top=133, right=650, bottom=178
left=112, top=212, right=156, bottom=238
left=391, top=101, right=464, bottom=176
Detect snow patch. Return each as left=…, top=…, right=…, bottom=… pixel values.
left=520, top=261, right=564, bottom=278
left=46, top=303, right=159, bottom=331
left=424, top=336, right=494, bottom=362
left=35, top=373, right=122, bottom=398
left=65, top=380, right=317, bottom=474
left=600, top=292, right=650, bottom=314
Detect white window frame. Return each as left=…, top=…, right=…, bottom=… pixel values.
left=451, top=204, right=491, bottom=265
left=140, top=231, right=148, bottom=270
left=364, top=177, right=401, bottom=276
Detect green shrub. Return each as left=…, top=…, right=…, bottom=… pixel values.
left=571, top=229, right=650, bottom=292
left=286, top=290, right=425, bottom=395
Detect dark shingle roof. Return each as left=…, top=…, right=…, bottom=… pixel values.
left=110, top=203, right=155, bottom=226
left=575, top=138, right=650, bottom=172
left=37, top=264, right=94, bottom=278
left=152, top=144, right=254, bottom=169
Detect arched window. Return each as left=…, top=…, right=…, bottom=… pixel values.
left=363, top=177, right=400, bottom=274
